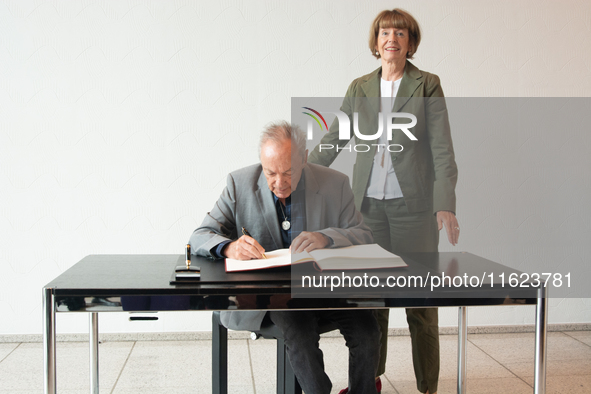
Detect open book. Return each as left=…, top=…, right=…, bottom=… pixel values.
left=225, top=244, right=407, bottom=272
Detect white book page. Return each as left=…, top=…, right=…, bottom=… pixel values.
left=309, top=244, right=398, bottom=261
left=225, top=249, right=312, bottom=272
left=225, top=244, right=405, bottom=272
left=309, top=244, right=407, bottom=270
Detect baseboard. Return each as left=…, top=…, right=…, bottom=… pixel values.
left=1, top=323, right=590, bottom=343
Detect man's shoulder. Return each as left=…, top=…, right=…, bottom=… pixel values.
left=228, top=163, right=263, bottom=183
left=224, top=163, right=264, bottom=198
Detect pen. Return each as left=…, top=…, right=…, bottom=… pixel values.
left=185, top=244, right=191, bottom=269
left=176, top=244, right=200, bottom=274
left=241, top=227, right=267, bottom=259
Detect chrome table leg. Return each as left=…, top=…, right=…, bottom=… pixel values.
left=90, top=312, right=99, bottom=394
left=534, top=287, right=548, bottom=394
left=43, top=288, right=56, bottom=394
left=457, top=306, right=468, bottom=394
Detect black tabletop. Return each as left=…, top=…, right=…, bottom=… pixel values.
left=44, top=252, right=539, bottom=301
left=44, top=254, right=290, bottom=296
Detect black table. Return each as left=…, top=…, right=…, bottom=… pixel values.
left=43, top=252, right=548, bottom=394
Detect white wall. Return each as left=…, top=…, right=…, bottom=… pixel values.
left=1, top=0, right=590, bottom=335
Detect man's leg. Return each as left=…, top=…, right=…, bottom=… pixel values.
left=325, top=310, right=381, bottom=394
left=268, top=311, right=332, bottom=394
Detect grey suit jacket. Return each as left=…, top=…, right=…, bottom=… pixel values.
left=190, top=162, right=372, bottom=331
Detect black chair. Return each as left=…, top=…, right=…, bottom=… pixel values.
left=212, top=311, right=337, bottom=394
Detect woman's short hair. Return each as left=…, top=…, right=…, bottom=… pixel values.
left=259, top=121, right=306, bottom=161
left=369, top=8, right=421, bottom=60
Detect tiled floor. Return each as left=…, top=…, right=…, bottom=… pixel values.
left=1, top=331, right=590, bottom=393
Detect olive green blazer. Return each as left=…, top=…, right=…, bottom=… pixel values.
left=308, top=61, right=457, bottom=215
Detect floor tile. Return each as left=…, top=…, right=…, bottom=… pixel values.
left=381, top=336, right=415, bottom=384
left=505, top=357, right=591, bottom=384
left=383, top=334, right=512, bottom=384
left=227, top=339, right=256, bottom=393
left=5, top=330, right=591, bottom=393
left=249, top=384, right=277, bottom=394
left=563, top=330, right=591, bottom=347
left=112, top=340, right=210, bottom=393
left=393, top=377, right=532, bottom=394
left=112, top=388, right=204, bottom=394
left=544, top=374, right=591, bottom=394
left=0, top=391, right=83, bottom=394
left=0, top=391, right=117, bottom=394
left=0, top=343, right=19, bottom=362
left=0, top=344, right=41, bottom=391
left=247, top=338, right=277, bottom=394
left=468, top=332, right=591, bottom=365
left=0, top=341, right=132, bottom=392
left=376, top=375, right=399, bottom=394
left=112, top=339, right=254, bottom=394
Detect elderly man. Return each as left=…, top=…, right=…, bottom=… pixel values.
left=190, top=121, right=380, bottom=394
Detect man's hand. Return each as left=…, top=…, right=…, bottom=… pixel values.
left=223, top=235, right=266, bottom=260
left=436, top=211, right=460, bottom=246
left=291, top=231, right=330, bottom=253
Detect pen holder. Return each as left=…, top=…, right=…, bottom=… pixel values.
left=175, top=265, right=200, bottom=273
left=174, top=265, right=201, bottom=281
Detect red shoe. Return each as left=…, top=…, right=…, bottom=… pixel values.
left=337, top=376, right=382, bottom=394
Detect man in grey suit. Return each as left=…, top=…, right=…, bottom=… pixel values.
left=190, top=121, right=380, bottom=394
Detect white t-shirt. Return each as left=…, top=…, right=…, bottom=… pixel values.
left=365, top=77, right=404, bottom=200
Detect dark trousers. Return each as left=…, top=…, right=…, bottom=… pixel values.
left=268, top=310, right=380, bottom=394
left=362, top=197, right=440, bottom=393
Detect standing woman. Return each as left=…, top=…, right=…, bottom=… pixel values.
left=308, top=9, right=459, bottom=394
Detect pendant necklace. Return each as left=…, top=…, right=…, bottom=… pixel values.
left=279, top=202, right=290, bottom=231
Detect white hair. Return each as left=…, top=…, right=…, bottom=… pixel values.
left=259, top=121, right=306, bottom=160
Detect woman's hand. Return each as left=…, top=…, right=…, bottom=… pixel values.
left=436, top=211, right=460, bottom=246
